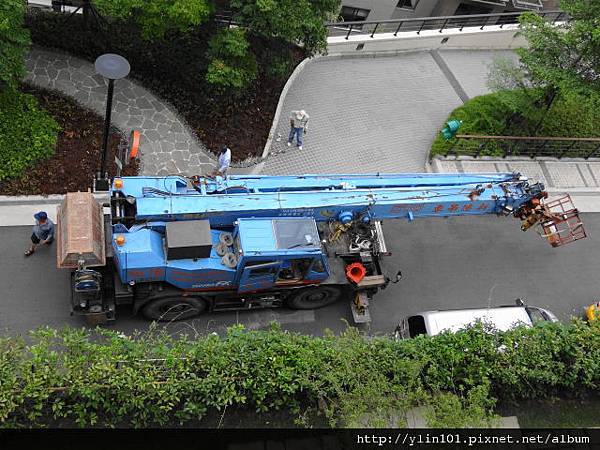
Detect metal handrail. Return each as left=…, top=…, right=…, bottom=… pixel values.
left=455, top=134, right=600, bottom=142
left=443, top=134, right=600, bottom=159
left=327, top=10, right=567, bottom=39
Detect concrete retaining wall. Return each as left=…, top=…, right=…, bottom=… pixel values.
left=327, top=24, right=528, bottom=55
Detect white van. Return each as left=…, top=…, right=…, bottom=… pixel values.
left=395, top=300, right=558, bottom=339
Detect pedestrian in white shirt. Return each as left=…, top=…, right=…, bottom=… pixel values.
left=287, top=109, right=309, bottom=150
left=214, top=145, right=231, bottom=177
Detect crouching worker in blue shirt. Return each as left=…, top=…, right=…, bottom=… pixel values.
left=25, top=211, right=55, bottom=257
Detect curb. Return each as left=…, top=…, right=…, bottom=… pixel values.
left=323, top=48, right=438, bottom=59
left=0, top=192, right=109, bottom=207
left=547, top=187, right=600, bottom=194
left=0, top=195, right=65, bottom=206
left=248, top=160, right=266, bottom=175
left=260, top=55, right=319, bottom=159
left=433, top=155, right=600, bottom=162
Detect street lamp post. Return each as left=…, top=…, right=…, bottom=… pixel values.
left=94, top=53, right=130, bottom=191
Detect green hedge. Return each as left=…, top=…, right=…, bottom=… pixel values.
left=2, top=318, right=600, bottom=428
left=0, top=89, right=59, bottom=181
left=431, top=89, right=600, bottom=157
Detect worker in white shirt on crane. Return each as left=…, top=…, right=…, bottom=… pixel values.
left=214, top=145, right=231, bottom=178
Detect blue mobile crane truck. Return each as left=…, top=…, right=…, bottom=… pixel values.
left=56, top=173, right=586, bottom=325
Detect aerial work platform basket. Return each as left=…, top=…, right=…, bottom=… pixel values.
left=537, top=195, right=586, bottom=247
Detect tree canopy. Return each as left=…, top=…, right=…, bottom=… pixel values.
left=229, top=0, right=341, bottom=55
left=0, top=0, right=30, bottom=91
left=205, top=28, right=258, bottom=93
left=89, top=0, right=340, bottom=56
left=517, top=0, right=600, bottom=95
left=92, top=0, right=212, bottom=40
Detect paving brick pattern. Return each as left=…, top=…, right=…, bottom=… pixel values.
left=432, top=157, right=600, bottom=190
left=503, top=161, right=550, bottom=186
left=460, top=161, right=500, bottom=173
left=438, top=49, right=519, bottom=99
left=261, top=53, right=463, bottom=175
left=24, top=47, right=216, bottom=176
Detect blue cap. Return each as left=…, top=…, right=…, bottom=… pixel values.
left=34, top=211, right=48, bottom=221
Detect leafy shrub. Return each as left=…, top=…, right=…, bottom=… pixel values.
left=2, top=319, right=600, bottom=428
left=92, top=0, right=212, bottom=40
left=430, top=88, right=600, bottom=157
left=0, top=89, right=59, bottom=181
left=228, top=0, right=340, bottom=56
left=0, top=0, right=30, bottom=90
left=424, top=383, right=500, bottom=428
left=266, top=54, right=294, bottom=80
left=205, top=28, right=258, bottom=94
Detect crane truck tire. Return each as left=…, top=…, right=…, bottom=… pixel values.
left=286, top=286, right=342, bottom=310
left=141, top=296, right=208, bottom=321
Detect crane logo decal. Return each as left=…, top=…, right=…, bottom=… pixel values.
left=390, top=205, right=423, bottom=214
left=192, top=281, right=231, bottom=289
left=433, top=203, right=490, bottom=213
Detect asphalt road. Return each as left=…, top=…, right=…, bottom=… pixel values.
left=1, top=214, right=597, bottom=338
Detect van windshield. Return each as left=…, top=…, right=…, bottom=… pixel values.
left=526, top=307, right=546, bottom=324
left=408, top=315, right=427, bottom=337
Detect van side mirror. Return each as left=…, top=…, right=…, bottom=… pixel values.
left=515, top=298, right=525, bottom=306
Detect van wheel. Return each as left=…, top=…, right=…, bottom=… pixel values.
left=141, top=296, right=207, bottom=321
left=286, top=286, right=342, bottom=310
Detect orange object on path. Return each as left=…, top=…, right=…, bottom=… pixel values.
left=346, top=262, right=367, bottom=284
left=129, top=130, right=140, bottom=159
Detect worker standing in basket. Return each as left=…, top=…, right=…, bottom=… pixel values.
left=25, top=211, right=55, bottom=257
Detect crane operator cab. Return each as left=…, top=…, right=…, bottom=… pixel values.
left=233, top=217, right=330, bottom=293
left=106, top=216, right=338, bottom=321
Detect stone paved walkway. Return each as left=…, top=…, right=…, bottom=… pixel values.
left=25, top=47, right=519, bottom=178
left=24, top=47, right=217, bottom=176
left=262, top=49, right=516, bottom=175
left=263, top=52, right=462, bottom=175
left=439, top=49, right=519, bottom=99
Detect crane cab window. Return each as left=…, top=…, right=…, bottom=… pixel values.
left=273, top=219, right=320, bottom=250
left=311, top=258, right=326, bottom=273
left=277, top=258, right=312, bottom=283
left=249, top=266, right=278, bottom=277
left=243, top=261, right=278, bottom=278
